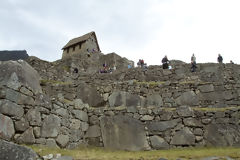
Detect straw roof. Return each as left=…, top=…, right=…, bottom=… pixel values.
left=62, top=31, right=100, bottom=51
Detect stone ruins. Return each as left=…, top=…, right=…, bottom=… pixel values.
left=0, top=34, right=240, bottom=152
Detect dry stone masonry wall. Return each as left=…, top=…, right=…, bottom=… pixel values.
left=0, top=60, right=240, bottom=151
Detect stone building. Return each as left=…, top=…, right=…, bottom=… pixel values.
left=62, top=31, right=100, bottom=59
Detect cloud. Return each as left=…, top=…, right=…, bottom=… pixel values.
left=1, top=0, right=240, bottom=64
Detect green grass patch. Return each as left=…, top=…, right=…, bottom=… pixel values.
left=28, top=145, right=240, bottom=160
left=40, top=79, right=72, bottom=86
left=193, top=106, right=240, bottom=112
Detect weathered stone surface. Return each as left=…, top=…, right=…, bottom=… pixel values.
left=15, top=118, right=30, bottom=132
left=74, top=98, right=84, bottom=109
left=171, top=128, right=195, bottom=145
left=141, top=115, right=154, bottom=121
left=26, top=109, right=42, bottom=126
left=144, top=94, right=163, bottom=107
left=204, top=123, right=240, bottom=146
left=147, top=119, right=180, bottom=133
left=33, top=127, right=41, bottom=138
left=70, top=119, right=81, bottom=130
left=72, top=110, right=88, bottom=122
left=56, top=134, right=69, bottom=148
left=56, top=108, right=69, bottom=118
left=0, top=100, right=24, bottom=119
left=76, top=82, right=105, bottom=107
left=100, top=115, right=149, bottom=151
left=150, top=136, right=169, bottom=149
left=199, top=84, right=214, bottom=93
left=16, top=127, right=35, bottom=144
left=86, top=125, right=101, bottom=138
left=0, top=139, right=38, bottom=160
left=108, top=91, right=141, bottom=107
left=5, top=88, right=35, bottom=105
left=0, top=60, right=42, bottom=93
left=45, top=138, right=59, bottom=148
left=69, top=129, right=83, bottom=142
left=81, top=121, right=89, bottom=131
left=183, top=118, right=202, bottom=127
left=35, top=93, right=52, bottom=109
left=0, top=113, right=15, bottom=140
left=176, top=105, right=194, bottom=117
left=41, top=114, right=61, bottom=138
left=176, top=91, right=199, bottom=106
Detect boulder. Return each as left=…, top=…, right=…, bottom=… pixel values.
left=15, top=118, right=30, bottom=132
left=72, top=110, right=88, bottom=122
left=183, top=118, right=202, bottom=127
left=150, top=136, right=169, bottom=149
left=0, top=140, right=38, bottom=160
left=144, top=94, right=163, bottom=107
left=147, top=119, right=180, bottom=134
left=86, top=125, right=101, bottom=138
left=176, top=105, right=194, bottom=117
left=5, top=88, right=35, bottom=105
left=76, top=82, right=105, bottom=107
left=41, top=114, right=61, bottom=138
left=56, top=134, right=69, bottom=148
left=100, top=115, right=149, bottom=151
left=108, top=91, right=141, bottom=107
left=0, top=99, right=24, bottom=119
left=26, top=109, right=42, bottom=126
left=199, top=84, right=214, bottom=93
left=0, top=113, right=15, bottom=140
left=171, top=128, right=195, bottom=145
left=204, top=123, right=240, bottom=146
left=176, top=91, right=199, bottom=106
left=0, top=60, right=42, bottom=93
left=16, top=127, right=35, bottom=144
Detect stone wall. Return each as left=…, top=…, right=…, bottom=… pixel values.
left=1, top=60, right=240, bottom=151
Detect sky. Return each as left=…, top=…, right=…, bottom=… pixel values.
left=1, top=0, right=240, bottom=65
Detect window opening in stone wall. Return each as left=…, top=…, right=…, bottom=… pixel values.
left=67, top=48, right=69, bottom=53
left=73, top=46, right=75, bottom=51
left=79, top=43, right=82, bottom=49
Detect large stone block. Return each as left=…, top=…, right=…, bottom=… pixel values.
left=0, top=114, right=15, bottom=140
left=204, top=123, right=240, bottom=146
left=108, top=91, right=141, bottom=107
left=150, top=136, right=169, bottom=149
left=199, top=84, right=214, bottom=93
left=144, top=94, right=163, bottom=107
left=86, top=125, right=101, bottom=138
left=147, top=119, right=180, bottom=134
left=26, top=108, right=42, bottom=126
left=16, top=127, right=35, bottom=144
left=56, top=134, right=69, bottom=148
left=15, top=118, right=30, bottom=132
left=5, top=88, right=35, bottom=105
left=100, top=115, right=149, bottom=151
left=176, top=91, right=199, bottom=106
left=72, top=110, right=88, bottom=122
left=171, top=128, right=195, bottom=145
left=41, top=114, right=61, bottom=138
left=0, top=60, right=42, bottom=93
left=76, top=82, right=105, bottom=107
left=0, top=99, right=24, bottom=119
left=0, top=140, right=38, bottom=160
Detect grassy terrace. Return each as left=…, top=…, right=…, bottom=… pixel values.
left=29, top=146, right=240, bottom=160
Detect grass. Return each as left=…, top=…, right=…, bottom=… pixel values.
left=40, top=79, right=72, bottom=86
left=193, top=106, right=240, bottom=112
left=29, top=146, right=240, bottom=160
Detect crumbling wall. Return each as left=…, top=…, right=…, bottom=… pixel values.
left=1, top=60, right=240, bottom=151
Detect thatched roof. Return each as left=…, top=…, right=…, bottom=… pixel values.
left=62, top=31, right=100, bottom=51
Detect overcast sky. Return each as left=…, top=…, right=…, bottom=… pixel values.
left=1, top=0, right=240, bottom=65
